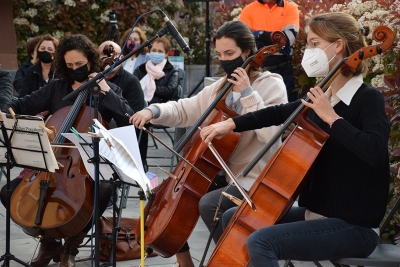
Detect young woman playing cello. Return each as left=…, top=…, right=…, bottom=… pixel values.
left=201, top=12, right=390, bottom=266
left=0, top=33, right=133, bottom=267
left=130, top=20, right=288, bottom=267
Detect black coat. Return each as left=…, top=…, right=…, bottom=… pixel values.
left=133, top=60, right=179, bottom=104
left=0, top=70, right=13, bottom=110
left=5, top=79, right=133, bottom=128
left=108, top=67, right=144, bottom=113
left=13, top=59, right=32, bottom=95
left=19, top=63, right=58, bottom=98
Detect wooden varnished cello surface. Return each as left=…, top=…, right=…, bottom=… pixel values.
left=206, top=26, right=395, bottom=266
left=9, top=87, right=108, bottom=240
left=135, top=33, right=287, bottom=258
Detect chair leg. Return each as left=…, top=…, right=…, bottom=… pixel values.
left=284, top=260, right=295, bottom=267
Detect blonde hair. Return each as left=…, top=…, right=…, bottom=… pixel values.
left=32, top=34, right=59, bottom=65
left=307, top=12, right=368, bottom=77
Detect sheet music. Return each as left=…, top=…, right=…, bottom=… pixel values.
left=63, top=121, right=151, bottom=191
left=0, top=112, right=58, bottom=172
left=62, top=133, right=137, bottom=185
left=93, top=119, right=151, bottom=191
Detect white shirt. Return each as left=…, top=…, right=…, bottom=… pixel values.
left=123, top=57, right=137, bottom=74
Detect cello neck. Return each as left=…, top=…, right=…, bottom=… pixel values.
left=53, top=87, right=90, bottom=144
left=173, top=56, right=255, bottom=153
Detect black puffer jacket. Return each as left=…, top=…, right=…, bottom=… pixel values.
left=20, top=63, right=59, bottom=98
left=13, top=59, right=32, bottom=95
left=133, top=60, right=179, bottom=104
left=0, top=70, right=13, bottom=110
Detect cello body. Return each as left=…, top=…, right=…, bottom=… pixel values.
left=205, top=25, right=394, bottom=267
left=136, top=108, right=241, bottom=257
left=10, top=105, right=106, bottom=239
left=206, top=110, right=329, bottom=266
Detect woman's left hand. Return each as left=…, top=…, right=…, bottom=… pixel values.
left=301, top=87, right=338, bottom=125
left=89, top=72, right=110, bottom=95
left=228, top=67, right=250, bottom=92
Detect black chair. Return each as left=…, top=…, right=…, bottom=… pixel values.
left=284, top=196, right=400, bottom=267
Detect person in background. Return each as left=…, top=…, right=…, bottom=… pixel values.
left=133, top=36, right=179, bottom=171
left=121, top=27, right=151, bottom=74
left=13, top=35, right=43, bottom=95
left=0, top=69, right=13, bottom=110
left=98, top=40, right=147, bottom=170
left=1, top=33, right=133, bottom=267
left=130, top=21, right=287, bottom=267
left=240, top=0, right=299, bottom=102
left=201, top=12, right=389, bottom=267
left=19, top=34, right=59, bottom=98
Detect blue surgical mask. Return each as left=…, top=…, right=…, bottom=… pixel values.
left=149, top=52, right=165, bottom=65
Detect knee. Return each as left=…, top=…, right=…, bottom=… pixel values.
left=0, top=184, right=6, bottom=207
left=198, top=196, right=208, bottom=218
left=222, top=207, right=237, bottom=230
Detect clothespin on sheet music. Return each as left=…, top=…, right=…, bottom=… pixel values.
left=104, top=138, right=113, bottom=149
left=70, top=127, right=83, bottom=140
left=39, top=124, right=53, bottom=135
left=8, top=108, right=17, bottom=122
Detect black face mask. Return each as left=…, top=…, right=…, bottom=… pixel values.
left=67, top=64, right=89, bottom=83
left=219, top=54, right=245, bottom=77
left=38, top=51, right=54, bottom=64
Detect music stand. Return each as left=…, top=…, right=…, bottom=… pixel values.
left=63, top=122, right=151, bottom=267
left=0, top=113, right=56, bottom=267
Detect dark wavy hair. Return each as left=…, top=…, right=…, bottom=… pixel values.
left=54, top=33, right=101, bottom=84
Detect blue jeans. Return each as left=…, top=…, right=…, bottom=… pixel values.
left=223, top=206, right=379, bottom=267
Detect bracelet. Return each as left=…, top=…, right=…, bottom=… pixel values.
left=329, top=116, right=343, bottom=128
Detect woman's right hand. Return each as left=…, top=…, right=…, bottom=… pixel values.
left=129, top=109, right=153, bottom=129
left=200, top=118, right=236, bottom=144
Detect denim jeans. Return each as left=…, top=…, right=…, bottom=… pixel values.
left=244, top=206, right=379, bottom=267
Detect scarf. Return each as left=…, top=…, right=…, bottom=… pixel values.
left=140, top=59, right=167, bottom=102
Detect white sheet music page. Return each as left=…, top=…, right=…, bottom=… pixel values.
left=92, top=119, right=151, bottom=191
left=0, top=112, right=58, bottom=172
left=62, top=133, right=135, bottom=184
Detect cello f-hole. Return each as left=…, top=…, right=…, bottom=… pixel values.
left=66, top=156, right=75, bottom=178
left=174, top=167, right=186, bottom=193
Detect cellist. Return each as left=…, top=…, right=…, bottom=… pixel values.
left=200, top=12, right=390, bottom=266
left=130, top=20, right=288, bottom=267
left=0, top=33, right=133, bottom=267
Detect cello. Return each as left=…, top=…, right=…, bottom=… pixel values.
left=206, top=26, right=395, bottom=266
left=9, top=86, right=108, bottom=240
left=135, top=32, right=287, bottom=257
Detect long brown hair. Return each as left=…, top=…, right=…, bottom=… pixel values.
left=307, top=12, right=368, bottom=77
left=213, top=21, right=260, bottom=94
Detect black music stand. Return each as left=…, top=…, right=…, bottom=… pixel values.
left=62, top=125, right=145, bottom=267
left=0, top=114, right=55, bottom=267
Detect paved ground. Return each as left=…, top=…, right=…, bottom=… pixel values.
left=0, top=128, right=331, bottom=267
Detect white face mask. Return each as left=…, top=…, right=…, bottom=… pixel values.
left=301, top=42, right=336, bottom=77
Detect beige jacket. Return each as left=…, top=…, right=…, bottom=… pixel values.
left=151, top=71, right=288, bottom=190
